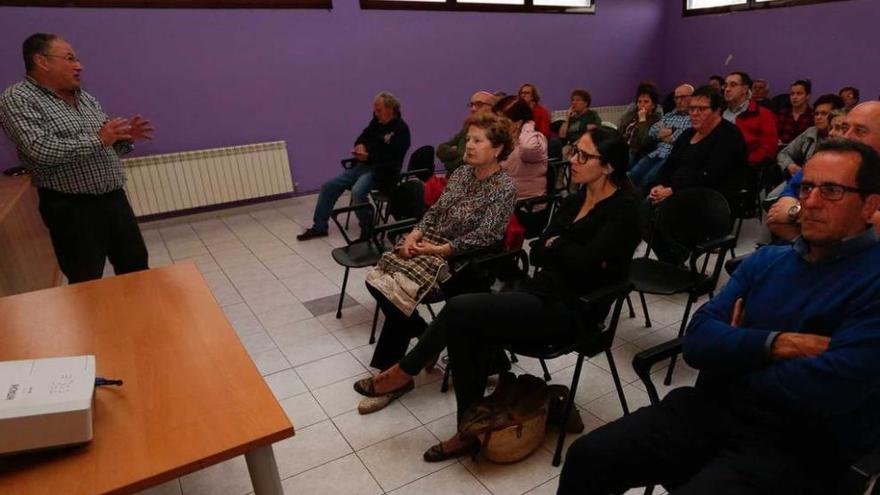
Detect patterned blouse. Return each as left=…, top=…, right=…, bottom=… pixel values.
left=416, top=165, right=517, bottom=253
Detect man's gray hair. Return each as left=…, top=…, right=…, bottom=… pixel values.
left=374, top=91, right=401, bottom=116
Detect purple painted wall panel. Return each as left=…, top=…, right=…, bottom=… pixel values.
left=0, top=2, right=664, bottom=193
left=660, top=0, right=879, bottom=100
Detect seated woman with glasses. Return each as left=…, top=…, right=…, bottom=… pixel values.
left=643, top=85, right=748, bottom=263
left=517, top=83, right=552, bottom=137
left=353, top=126, right=641, bottom=462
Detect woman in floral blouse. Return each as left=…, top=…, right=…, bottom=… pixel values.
left=365, top=112, right=517, bottom=374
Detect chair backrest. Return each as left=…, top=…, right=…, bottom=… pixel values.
left=407, top=145, right=436, bottom=181
left=656, top=187, right=732, bottom=252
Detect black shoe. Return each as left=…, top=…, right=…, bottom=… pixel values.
left=297, top=228, right=328, bottom=241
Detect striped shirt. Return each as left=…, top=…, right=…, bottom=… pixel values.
left=0, top=76, right=131, bottom=194
left=646, top=110, right=693, bottom=159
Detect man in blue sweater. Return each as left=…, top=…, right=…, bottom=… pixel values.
left=558, top=139, right=880, bottom=494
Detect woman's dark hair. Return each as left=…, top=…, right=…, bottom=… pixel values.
left=571, top=89, right=592, bottom=107
left=493, top=95, right=534, bottom=123
left=464, top=112, right=515, bottom=162
left=23, top=33, right=58, bottom=72
left=813, top=93, right=845, bottom=110
left=792, top=79, right=812, bottom=94
left=588, top=126, right=637, bottom=195
left=518, top=83, right=541, bottom=103
left=692, top=85, right=724, bottom=111
left=635, top=81, right=659, bottom=102
left=839, top=86, right=860, bottom=99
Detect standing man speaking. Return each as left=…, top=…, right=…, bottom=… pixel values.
left=0, top=33, right=154, bottom=283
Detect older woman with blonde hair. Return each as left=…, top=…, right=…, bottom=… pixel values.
left=363, top=112, right=518, bottom=381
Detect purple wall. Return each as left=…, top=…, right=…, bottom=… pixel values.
left=660, top=0, right=879, bottom=100
left=0, top=2, right=664, bottom=193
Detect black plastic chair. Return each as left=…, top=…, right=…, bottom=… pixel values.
left=343, top=145, right=436, bottom=229
left=509, top=280, right=634, bottom=466
left=329, top=203, right=416, bottom=343
left=631, top=188, right=737, bottom=385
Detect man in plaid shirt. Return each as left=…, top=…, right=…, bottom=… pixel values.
left=0, top=33, right=154, bottom=283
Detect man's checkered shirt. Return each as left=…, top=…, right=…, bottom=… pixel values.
left=0, top=76, right=131, bottom=194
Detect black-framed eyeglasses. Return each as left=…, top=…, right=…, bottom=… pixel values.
left=796, top=181, right=874, bottom=201
left=568, top=146, right=601, bottom=164
left=688, top=105, right=712, bottom=113
left=468, top=101, right=491, bottom=108
left=42, top=54, right=80, bottom=63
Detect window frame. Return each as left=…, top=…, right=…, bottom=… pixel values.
left=0, top=0, right=330, bottom=8
left=360, top=0, right=595, bottom=15
left=683, top=0, right=854, bottom=17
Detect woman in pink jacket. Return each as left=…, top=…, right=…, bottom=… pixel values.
left=494, top=95, right=549, bottom=236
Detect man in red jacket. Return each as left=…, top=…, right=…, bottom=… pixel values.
left=723, top=71, right=779, bottom=193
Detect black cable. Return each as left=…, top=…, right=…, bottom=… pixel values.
left=95, top=377, right=123, bottom=387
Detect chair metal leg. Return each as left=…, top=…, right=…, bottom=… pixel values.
left=625, top=294, right=636, bottom=318
left=554, top=354, right=585, bottom=467
left=368, top=304, right=380, bottom=344
left=643, top=485, right=655, bottom=495
left=336, top=267, right=350, bottom=319
left=509, top=352, right=518, bottom=363
left=440, top=364, right=450, bottom=393
left=426, top=304, right=436, bottom=319
left=638, top=291, right=652, bottom=328
left=345, top=195, right=353, bottom=230
left=664, top=296, right=695, bottom=386
left=539, top=359, right=552, bottom=382
left=605, top=349, right=629, bottom=416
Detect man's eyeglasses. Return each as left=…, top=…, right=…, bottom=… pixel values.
left=688, top=105, right=712, bottom=113
left=42, top=54, right=80, bottom=64
left=469, top=101, right=492, bottom=109
left=568, top=146, right=601, bottom=164
left=796, top=181, right=874, bottom=201
left=722, top=81, right=742, bottom=89
left=673, top=95, right=691, bottom=100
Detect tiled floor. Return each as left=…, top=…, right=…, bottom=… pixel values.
left=132, top=192, right=763, bottom=495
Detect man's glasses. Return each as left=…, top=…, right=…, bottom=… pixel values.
left=722, top=81, right=742, bottom=89
left=796, top=181, right=873, bottom=201
left=469, top=101, right=491, bottom=109
left=42, top=54, right=80, bottom=64
left=688, top=105, right=712, bottom=113
left=673, top=95, right=690, bottom=100
left=567, top=146, right=601, bottom=164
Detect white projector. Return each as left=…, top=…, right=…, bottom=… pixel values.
left=0, top=355, right=96, bottom=455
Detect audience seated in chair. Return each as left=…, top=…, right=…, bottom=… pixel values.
left=768, top=102, right=880, bottom=241
left=559, top=139, right=880, bottom=495
left=436, top=91, right=497, bottom=175
left=777, top=79, right=815, bottom=146
left=628, top=84, right=693, bottom=193
left=362, top=112, right=517, bottom=383
left=558, top=88, right=601, bottom=147
left=707, top=75, right=724, bottom=93
left=297, top=91, right=410, bottom=241
left=777, top=93, right=845, bottom=180
left=840, top=86, right=860, bottom=111
left=644, top=85, right=748, bottom=263
left=723, top=71, right=778, bottom=170
left=751, top=77, right=775, bottom=112
left=493, top=95, right=548, bottom=201
left=354, top=126, right=640, bottom=462
left=617, top=83, right=662, bottom=167
left=616, top=81, right=663, bottom=144
left=517, top=83, right=552, bottom=138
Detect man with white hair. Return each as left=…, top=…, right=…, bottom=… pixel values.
left=298, top=92, right=410, bottom=241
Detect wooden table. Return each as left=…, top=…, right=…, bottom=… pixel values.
left=0, top=175, right=59, bottom=296
left=0, top=263, right=293, bottom=494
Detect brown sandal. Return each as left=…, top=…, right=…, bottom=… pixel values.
left=423, top=436, right=480, bottom=462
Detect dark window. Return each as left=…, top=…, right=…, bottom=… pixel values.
left=0, top=0, right=330, bottom=8
left=361, top=0, right=594, bottom=15
left=684, top=0, right=855, bottom=17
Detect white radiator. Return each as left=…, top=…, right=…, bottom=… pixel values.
left=122, top=141, right=294, bottom=217
left=552, top=104, right=632, bottom=130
